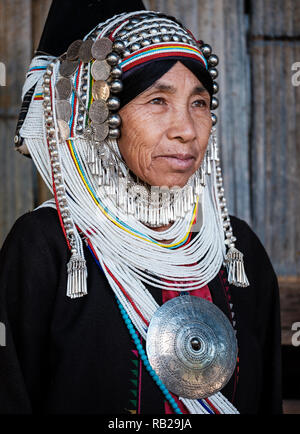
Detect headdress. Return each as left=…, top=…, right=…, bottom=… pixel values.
left=14, top=1, right=249, bottom=414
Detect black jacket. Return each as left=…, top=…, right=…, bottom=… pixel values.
left=0, top=208, right=282, bottom=414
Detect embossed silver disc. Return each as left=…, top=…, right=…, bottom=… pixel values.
left=78, top=39, right=93, bottom=63
left=59, top=59, right=79, bottom=77
left=89, top=100, right=109, bottom=123
left=146, top=295, right=237, bottom=399
left=91, top=60, right=111, bottom=81
left=91, top=121, right=109, bottom=141
left=55, top=77, right=72, bottom=100
left=66, top=39, right=83, bottom=61
left=57, top=119, right=70, bottom=141
left=92, top=80, right=110, bottom=101
left=56, top=100, right=72, bottom=122
left=91, top=37, right=113, bottom=60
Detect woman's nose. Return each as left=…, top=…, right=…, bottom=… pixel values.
left=166, top=108, right=197, bottom=143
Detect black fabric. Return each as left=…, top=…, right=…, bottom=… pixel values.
left=0, top=208, right=282, bottom=414
left=37, top=0, right=146, bottom=57
left=120, top=59, right=213, bottom=108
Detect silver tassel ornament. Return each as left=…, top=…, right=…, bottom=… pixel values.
left=67, top=252, right=88, bottom=298
left=225, top=247, right=249, bottom=287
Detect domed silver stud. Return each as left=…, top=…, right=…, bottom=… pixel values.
left=108, top=128, right=120, bottom=139
left=112, top=40, right=125, bottom=54
left=201, top=44, right=212, bottom=58
left=212, top=82, right=219, bottom=94
left=160, top=26, right=167, bottom=34
left=131, top=42, right=141, bottom=52
left=118, top=30, right=127, bottom=37
left=108, top=113, right=121, bottom=128
left=211, top=112, right=217, bottom=126
left=107, top=96, right=120, bottom=110
left=162, top=34, right=171, bottom=42
left=129, top=35, right=138, bottom=43
left=152, top=36, right=161, bottom=44
left=172, top=34, right=180, bottom=42
left=125, top=24, right=133, bottom=31
left=208, top=67, right=218, bottom=80
left=130, top=18, right=140, bottom=25
left=150, top=27, right=158, bottom=35
left=211, top=96, right=219, bottom=110
left=110, top=79, right=123, bottom=94
left=208, top=54, right=219, bottom=67
left=122, top=49, right=131, bottom=58
left=106, top=52, right=120, bottom=66
left=110, top=65, right=122, bottom=78
left=141, top=39, right=151, bottom=47
left=181, top=36, right=188, bottom=43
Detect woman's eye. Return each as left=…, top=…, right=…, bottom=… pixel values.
left=192, top=99, right=207, bottom=108
left=149, top=97, right=166, bottom=105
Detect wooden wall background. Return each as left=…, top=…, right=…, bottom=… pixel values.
left=0, top=0, right=299, bottom=413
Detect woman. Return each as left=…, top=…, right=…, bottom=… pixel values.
left=0, top=3, right=282, bottom=414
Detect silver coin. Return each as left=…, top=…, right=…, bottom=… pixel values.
left=91, top=60, right=111, bottom=81
left=146, top=295, right=238, bottom=399
left=91, top=121, right=109, bottom=141
left=91, top=37, right=113, bottom=60
left=78, top=39, right=94, bottom=63
left=88, top=100, right=109, bottom=123
left=56, top=100, right=72, bottom=122
left=92, top=80, right=110, bottom=101
left=57, top=119, right=70, bottom=141
left=55, top=77, right=72, bottom=100
left=59, top=59, right=79, bottom=77
left=66, top=39, right=83, bottom=61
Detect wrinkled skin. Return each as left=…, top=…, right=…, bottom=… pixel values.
left=118, top=61, right=212, bottom=188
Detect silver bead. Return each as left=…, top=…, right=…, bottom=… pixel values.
left=110, top=79, right=123, bottom=94
left=211, top=112, right=217, bottom=126
left=118, top=30, right=127, bottom=37
left=140, top=31, right=148, bottom=39
left=106, top=52, right=120, bottom=66
left=152, top=36, right=161, bottom=44
left=112, top=40, right=125, bottom=53
left=125, top=24, right=133, bottom=31
left=107, top=96, right=120, bottom=110
left=108, top=128, right=120, bottom=139
left=141, top=39, right=151, bottom=47
left=108, top=113, right=121, bottom=128
left=201, top=44, right=212, bottom=58
left=160, top=26, right=167, bottom=34
left=129, top=34, right=138, bottom=43
left=130, top=18, right=140, bottom=25
left=122, top=49, right=131, bottom=58
left=110, top=65, right=122, bottom=78
left=208, top=54, right=219, bottom=67
left=172, top=34, right=180, bottom=42
left=150, top=27, right=158, bottom=35
left=181, top=36, right=188, bottom=43
left=212, top=82, right=219, bottom=94
left=162, top=34, right=171, bottom=42
left=131, top=43, right=141, bottom=52
left=211, top=96, right=219, bottom=110
left=209, top=67, right=218, bottom=80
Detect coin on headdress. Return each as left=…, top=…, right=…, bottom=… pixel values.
left=66, top=39, right=83, bottom=61
left=55, top=77, right=72, bottom=100
left=57, top=119, right=70, bottom=141
left=91, top=37, right=113, bottom=60
left=91, top=121, right=109, bottom=141
left=78, top=39, right=94, bottom=63
left=59, top=59, right=79, bottom=77
left=92, top=80, right=110, bottom=101
left=56, top=100, right=72, bottom=122
left=91, top=60, right=111, bottom=81
left=89, top=99, right=109, bottom=123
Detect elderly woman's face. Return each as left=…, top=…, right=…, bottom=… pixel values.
left=118, top=61, right=212, bottom=188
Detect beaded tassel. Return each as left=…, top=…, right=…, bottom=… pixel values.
left=67, top=252, right=88, bottom=298
left=225, top=247, right=249, bottom=288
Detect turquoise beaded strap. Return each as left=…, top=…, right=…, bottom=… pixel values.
left=116, top=297, right=182, bottom=415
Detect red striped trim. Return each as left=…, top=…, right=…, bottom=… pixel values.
left=122, top=51, right=205, bottom=72
left=205, top=398, right=221, bottom=414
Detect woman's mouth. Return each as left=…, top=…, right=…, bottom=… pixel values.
left=155, top=154, right=196, bottom=171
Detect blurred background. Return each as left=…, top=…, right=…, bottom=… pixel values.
left=0, top=0, right=299, bottom=413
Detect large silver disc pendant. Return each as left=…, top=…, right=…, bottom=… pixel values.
left=146, top=295, right=238, bottom=399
